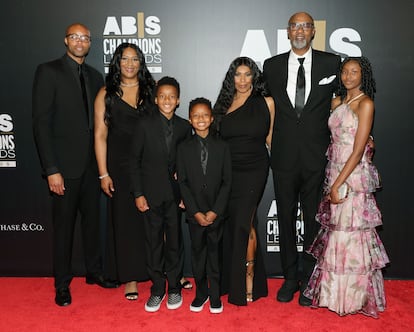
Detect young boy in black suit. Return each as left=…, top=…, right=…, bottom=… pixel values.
left=177, top=97, right=232, bottom=313
left=130, top=76, right=192, bottom=312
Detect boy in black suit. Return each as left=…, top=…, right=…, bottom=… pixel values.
left=177, top=98, right=232, bottom=313
left=130, top=76, right=191, bottom=312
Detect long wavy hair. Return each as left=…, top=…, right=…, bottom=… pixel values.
left=337, top=56, right=376, bottom=101
left=212, top=56, right=268, bottom=135
left=104, top=43, right=156, bottom=125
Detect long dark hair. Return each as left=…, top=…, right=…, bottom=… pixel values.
left=104, top=43, right=156, bottom=125
left=337, top=56, right=376, bottom=101
left=212, top=56, right=268, bottom=135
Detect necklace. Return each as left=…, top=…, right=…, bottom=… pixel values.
left=120, top=81, right=139, bottom=88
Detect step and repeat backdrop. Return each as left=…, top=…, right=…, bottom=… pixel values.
left=1, top=0, right=413, bottom=278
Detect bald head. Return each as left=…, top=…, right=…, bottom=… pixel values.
left=288, top=12, right=314, bottom=25
left=65, top=23, right=90, bottom=37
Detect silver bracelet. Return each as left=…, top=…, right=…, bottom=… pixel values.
left=98, top=173, right=109, bottom=179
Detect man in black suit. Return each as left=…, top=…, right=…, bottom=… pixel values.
left=130, top=76, right=192, bottom=312
left=32, top=23, right=118, bottom=307
left=177, top=97, right=232, bottom=314
left=263, top=12, right=341, bottom=306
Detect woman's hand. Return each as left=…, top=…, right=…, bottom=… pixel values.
left=100, top=176, right=114, bottom=197
left=329, top=184, right=347, bottom=204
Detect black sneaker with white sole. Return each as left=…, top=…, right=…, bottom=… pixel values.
left=167, top=292, right=183, bottom=310
left=189, top=297, right=208, bottom=312
left=145, top=294, right=165, bottom=312
left=209, top=299, right=223, bottom=314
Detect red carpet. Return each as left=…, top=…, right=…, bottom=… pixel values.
left=1, top=277, right=412, bottom=331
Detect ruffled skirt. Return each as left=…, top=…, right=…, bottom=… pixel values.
left=304, top=154, right=389, bottom=317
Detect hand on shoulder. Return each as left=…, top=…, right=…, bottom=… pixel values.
left=331, top=96, right=342, bottom=111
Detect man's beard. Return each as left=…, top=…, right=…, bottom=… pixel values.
left=291, top=39, right=307, bottom=50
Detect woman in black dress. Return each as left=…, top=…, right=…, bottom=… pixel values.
left=213, top=57, right=275, bottom=305
left=94, top=43, right=155, bottom=300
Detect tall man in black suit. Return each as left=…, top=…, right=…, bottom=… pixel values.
left=263, top=12, right=341, bottom=306
left=32, top=23, right=117, bottom=307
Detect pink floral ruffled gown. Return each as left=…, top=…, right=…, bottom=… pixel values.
left=304, top=100, right=390, bottom=318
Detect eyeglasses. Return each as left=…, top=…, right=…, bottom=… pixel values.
left=288, top=22, right=314, bottom=31
left=66, top=34, right=91, bottom=43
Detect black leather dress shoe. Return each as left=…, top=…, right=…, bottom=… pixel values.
left=299, top=292, right=312, bottom=306
left=299, top=283, right=312, bottom=307
left=86, top=275, right=120, bottom=288
left=276, top=280, right=300, bottom=302
left=55, top=287, right=71, bottom=306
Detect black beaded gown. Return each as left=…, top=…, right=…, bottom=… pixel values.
left=106, top=97, right=148, bottom=283
left=220, top=93, right=270, bottom=305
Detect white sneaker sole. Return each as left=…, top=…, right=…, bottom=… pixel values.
left=209, top=304, right=223, bottom=314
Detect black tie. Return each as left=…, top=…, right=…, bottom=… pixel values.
left=295, top=58, right=305, bottom=117
left=200, top=139, right=208, bottom=175
left=165, top=120, right=173, bottom=154
left=78, top=64, right=89, bottom=124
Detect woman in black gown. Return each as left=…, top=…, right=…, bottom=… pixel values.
left=213, top=57, right=275, bottom=305
left=94, top=43, right=155, bottom=300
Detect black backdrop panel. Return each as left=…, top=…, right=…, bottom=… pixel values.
left=1, top=0, right=413, bottom=278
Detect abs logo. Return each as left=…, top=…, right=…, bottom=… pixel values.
left=240, top=20, right=362, bottom=68
left=266, top=200, right=304, bottom=252
left=0, top=114, right=16, bottom=167
left=102, top=13, right=162, bottom=74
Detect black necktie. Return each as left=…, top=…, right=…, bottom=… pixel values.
left=165, top=120, right=173, bottom=154
left=295, top=58, right=305, bottom=117
left=78, top=64, right=89, bottom=123
left=200, top=139, right=208, bottom=175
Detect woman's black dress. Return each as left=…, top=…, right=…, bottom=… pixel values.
left=106, top=97, right=148, bottom=283
left=220, top=93, right=269, bottom=305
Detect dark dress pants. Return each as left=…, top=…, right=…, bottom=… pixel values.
left=273, top=164, right=325, bottom=283
left=52, top=162, right=101, bottom=289
left=189, top=220, right=223, bottom=302
left=143, top=199, right=182, bottom=296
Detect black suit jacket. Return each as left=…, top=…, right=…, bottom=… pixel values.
left=177, top=135, right=232, bottom=225
left=32, top=54, right=104, bottom=178
left=130, top=112, right=192, bottom=206
left=263, top=49, right=341, bottom=172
